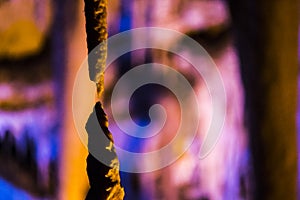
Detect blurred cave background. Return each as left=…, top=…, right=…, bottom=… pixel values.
left=0, top=0, right=298, bottom=199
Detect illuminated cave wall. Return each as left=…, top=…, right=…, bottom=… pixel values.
left=0, top=0, right=250, bottom=199
left=0, top=0, right=298, bottom=199
left=109, top=1, right=249, bottom=199
left=0, top=0, right=68, bottom=199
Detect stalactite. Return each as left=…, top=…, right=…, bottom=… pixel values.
left=84, top=0, right=124, bottom=199
left=84, top=0, right=108, bottom=98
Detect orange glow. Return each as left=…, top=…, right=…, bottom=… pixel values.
left=59, top=1, right=89, bottom=199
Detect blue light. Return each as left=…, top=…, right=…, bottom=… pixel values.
left=0, top=178, right=33, bottom=200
